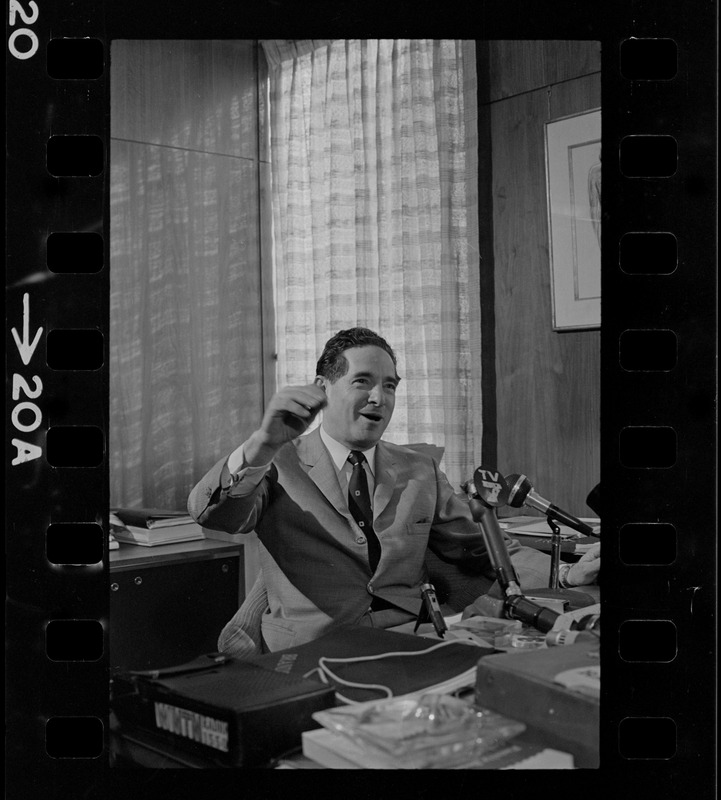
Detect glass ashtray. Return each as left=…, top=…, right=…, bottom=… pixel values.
left=449, top=616, right=523, bottom=648
left=510, top=631, right=547, bottom=649
left=312, top=692, right=525, bottom=769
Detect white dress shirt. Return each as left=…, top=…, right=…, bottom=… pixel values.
left=318, top=426, right=376, bottom=500
left=224, top=426, right=377, bottom=501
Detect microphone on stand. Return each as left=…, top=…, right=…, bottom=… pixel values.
left=463, top=467, right=597, bottom=633
left=505, top=473, right=598, bottom=537
left=463, top=468, right=559, bottom=634
left=465, top=467, right=517, bottom=592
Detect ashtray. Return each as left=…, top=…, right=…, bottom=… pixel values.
left=450, top=616, right=523, bottom=648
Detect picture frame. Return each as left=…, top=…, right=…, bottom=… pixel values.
left=545, top=108, right=602, bottom=330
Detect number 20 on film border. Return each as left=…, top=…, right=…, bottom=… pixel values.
left=8, top=0, right=39, bottom=61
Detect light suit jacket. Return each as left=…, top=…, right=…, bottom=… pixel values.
left=188, top=428, right=551, bottom=651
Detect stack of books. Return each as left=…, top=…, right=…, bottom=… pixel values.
left=300, top=726, right=574, bottom=769
left=110, top=508, right=204, bottom=547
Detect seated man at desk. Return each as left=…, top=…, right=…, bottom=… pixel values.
left=188, top=327, right=600, bottom=653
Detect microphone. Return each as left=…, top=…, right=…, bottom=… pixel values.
left=505, top=473, right=596, bottom=537
left=463, top=468, right=559, bottom=634
left=466, top=467, right=518, bottom=592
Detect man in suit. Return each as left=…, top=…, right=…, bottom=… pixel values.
left=188, top=328, right=600, bottom=653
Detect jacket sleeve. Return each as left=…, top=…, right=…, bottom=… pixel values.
left=187, top=454, right=273, bottom=534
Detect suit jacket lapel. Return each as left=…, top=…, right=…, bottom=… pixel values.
left=297, top=428, right=355, bottom=525
left=373, top=441, right=398, bottom=524
left=296, top=431, right=400, bottom=527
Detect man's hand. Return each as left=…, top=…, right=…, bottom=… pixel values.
left=243, top=384, right=327, bottom=466
left=566, top=543, right=601, bottom=586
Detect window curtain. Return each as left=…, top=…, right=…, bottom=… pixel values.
left=109, top=41, right=267, bottom=511
left=262, top=39, right=481, bottom=489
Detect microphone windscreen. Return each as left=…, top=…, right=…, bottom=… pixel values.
left=505, top=473, right=531, bottom=508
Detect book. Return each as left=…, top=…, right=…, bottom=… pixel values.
left=110, top=520, right=204, bottom=547
left=249, top=625, right=493, bottom=703
left=474, top=641, right=600, bottom=767
left=112, top=507, right=196, bottom=529
left=301, top=727, right=574, bottom=769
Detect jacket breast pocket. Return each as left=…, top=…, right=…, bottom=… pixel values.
left=406, top=520, right=431, bottom=537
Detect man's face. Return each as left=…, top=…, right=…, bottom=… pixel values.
left=318, top=345, right=399, bottom=450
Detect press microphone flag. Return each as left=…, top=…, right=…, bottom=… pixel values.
left=504, top=473, right=596, bottom=537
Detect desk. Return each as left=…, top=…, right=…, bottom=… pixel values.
left=110, top=599, right=600, bottom=769
left=110, top=538, right=244, bottom=672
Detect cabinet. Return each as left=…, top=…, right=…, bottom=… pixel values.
left=109, top=539, right=244, bottom=672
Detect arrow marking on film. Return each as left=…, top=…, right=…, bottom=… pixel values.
left=11, top=293, right=43, bottom=366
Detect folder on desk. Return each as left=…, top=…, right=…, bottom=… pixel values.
left=502, top=517, right=600, bottom=538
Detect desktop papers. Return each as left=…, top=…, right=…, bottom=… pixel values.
left=500, top=516, right=600, bottom=538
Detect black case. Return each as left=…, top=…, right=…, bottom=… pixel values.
left=111, top=658, right=336, bottom=767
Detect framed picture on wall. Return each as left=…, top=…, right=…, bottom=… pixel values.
left=545, top=108, right=601, bottom=331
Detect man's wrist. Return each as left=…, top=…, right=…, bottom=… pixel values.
left=558, top=563, right=574, bottom=588
left=224, top=437, right=274, bottom=492
left=241, top=430, right=279, bottom=468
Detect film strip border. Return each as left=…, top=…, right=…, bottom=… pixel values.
left=5, top=1, right=717, bottom=795
left=6, top=6, right=110, bottom=789
left=603, top=24, right=716, bottom=779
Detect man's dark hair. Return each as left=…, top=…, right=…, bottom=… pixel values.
left=315, top=327, right=398, bottom=383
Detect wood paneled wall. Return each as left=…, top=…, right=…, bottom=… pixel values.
left=481, top=41, right=602, bottom=517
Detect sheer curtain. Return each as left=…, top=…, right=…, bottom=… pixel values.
left=263, top=39, right=481, bottom=489
left=109, top=41, right=267, bottom=510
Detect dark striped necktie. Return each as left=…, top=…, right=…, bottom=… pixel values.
left=347, top=450, right=381, bottom=572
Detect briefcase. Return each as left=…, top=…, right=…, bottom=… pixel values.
left=111, top=656, right=336, bottom=767
left=474, top=641, right=600, bottom=767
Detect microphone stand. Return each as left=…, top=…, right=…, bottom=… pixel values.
left=464, top=471, right=600, bottom=639
left=464, top=484, right=560, bottom=634
left=547, top=517, right=562, bottom=589
left=526, top=517, right=596, bottom=613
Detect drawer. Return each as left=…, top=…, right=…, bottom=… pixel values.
left=110, top=556, right=240, bottom=671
